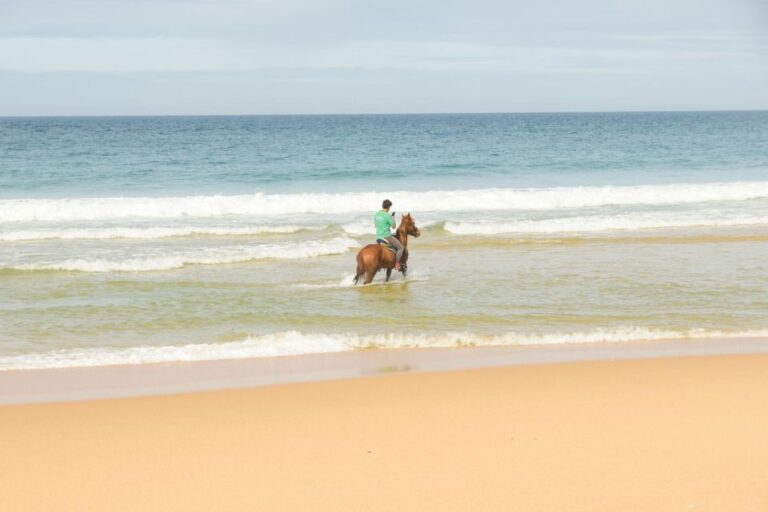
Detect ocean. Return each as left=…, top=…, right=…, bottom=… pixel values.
left=1, top=111, right=767, bottom=369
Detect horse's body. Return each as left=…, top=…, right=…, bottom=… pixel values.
left=354, top=214, right=420, bottom=285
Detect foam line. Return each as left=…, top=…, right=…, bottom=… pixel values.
left=3, top=327, right=767, bottom=370
left=2, top=181, right=767, bottom=222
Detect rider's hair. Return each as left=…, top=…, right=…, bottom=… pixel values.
left=382, top=199, right=392, bottom=209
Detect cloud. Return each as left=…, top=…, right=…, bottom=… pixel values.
left=1, top=35, right=764, bottom=75
left=0, top=0, right=328, bottom=38
left=0, top=0, right=766, bottom=114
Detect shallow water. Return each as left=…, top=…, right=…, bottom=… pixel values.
left=1, top=112, right=767, bottom=368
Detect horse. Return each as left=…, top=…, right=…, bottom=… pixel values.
left=354, top=213, right=421, bottom=285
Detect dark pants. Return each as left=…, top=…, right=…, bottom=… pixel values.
left=385, top=236, right=404, bottom=263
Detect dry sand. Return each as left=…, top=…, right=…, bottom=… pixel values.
left=1, top=353, right=767, bottom=511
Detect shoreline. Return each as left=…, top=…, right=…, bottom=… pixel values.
left=2, top=335, right=767, bottom=404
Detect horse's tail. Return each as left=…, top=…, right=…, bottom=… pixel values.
left=353, top=251, right=364, bottom=285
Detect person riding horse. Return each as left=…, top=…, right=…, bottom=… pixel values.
left=354, top=200, right=420, bottom=285
left=374, top=199, right=404, bottom=271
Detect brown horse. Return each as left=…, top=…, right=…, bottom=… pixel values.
left=354, top=213, right=421, bottom=285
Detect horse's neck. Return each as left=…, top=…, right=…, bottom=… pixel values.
left=396, top=224, right=408, bottom=247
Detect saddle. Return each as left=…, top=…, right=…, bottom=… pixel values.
left=376, top=238, right=397, bottom=254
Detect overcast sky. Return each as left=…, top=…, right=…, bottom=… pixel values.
left=1, top=0, right=766, bottom=115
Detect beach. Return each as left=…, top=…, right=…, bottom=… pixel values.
left=2, top=350, right=767, bottom=511
left=2, top=112, right=768, bottom=510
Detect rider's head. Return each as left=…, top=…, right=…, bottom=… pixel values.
left=382, top=199, right=392, bottom=210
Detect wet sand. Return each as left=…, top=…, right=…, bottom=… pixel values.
left=2, top=352, right=767, bottom=511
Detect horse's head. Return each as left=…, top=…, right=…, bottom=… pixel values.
left=401, top=213, right=421, bottom=238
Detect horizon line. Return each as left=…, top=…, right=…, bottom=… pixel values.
left=1, top=108, right=767, bottom=119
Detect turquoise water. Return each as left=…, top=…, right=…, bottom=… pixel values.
left=3, top=112, right=768, bottom=197
left=1, top=112, right=767, bottom=368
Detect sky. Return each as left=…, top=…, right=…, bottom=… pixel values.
left=1, top=0, right=767, bottom=115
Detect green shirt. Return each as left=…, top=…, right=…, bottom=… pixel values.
left=374, top=210, right=395, bottom=238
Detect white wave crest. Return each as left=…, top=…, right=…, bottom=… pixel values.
left=445, top=212, right=768, bottom=235
left=2, top=327, right=767, bottom=370
left=3, top=181, right=768, bottom=223
left=0, top=224, right=309, bottom=242
left=11, top=237, right=358, bottom=272
left=342, top=222, right=381, bottom=235
left=342, top=219, right=438, bottom=235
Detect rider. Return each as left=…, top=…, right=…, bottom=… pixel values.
left=375, top=199, right=404, bottom=271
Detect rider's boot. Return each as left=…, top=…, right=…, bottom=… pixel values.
left=395, top=262, right=401, bottom=271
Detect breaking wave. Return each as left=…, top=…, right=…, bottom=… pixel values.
left=2, top=327, right=767, bottom=370
left=444, top=212, right=768, bottom=235
left=9, top=237, right=359, bottom=272
left=2, top=181, right=767, bottom=222
left=0, top=225, right=311, bottom=241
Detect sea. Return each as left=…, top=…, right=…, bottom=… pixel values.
left=1, top=111, right=767, bottom=370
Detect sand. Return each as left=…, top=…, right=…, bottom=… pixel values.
left=1, top=353, right=767, bottom=511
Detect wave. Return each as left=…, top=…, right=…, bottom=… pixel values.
left=2, top=327, right=767, bottom=370
left=444, top=212, right=768, bottom=235
left=341, top=219, right=439, bottom=235
left=10, top=237, right=359, bottom=272
left=0, top=224, right=311, bottom=242
left=3, top=181, right=767, bottom=222
left=4, top=211, right=764, bottom=242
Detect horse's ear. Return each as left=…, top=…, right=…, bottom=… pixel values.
left=406, top=212, right=411, bottom=217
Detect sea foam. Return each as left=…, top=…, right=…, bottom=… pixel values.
left=0, top=225, right=310, bottom=242
left=2, top=327, right=767, bottom=370
left=444, top=212, right=768, bottom=235
left=10, top=236, right=359, bottom=272
left=2, top=181, right=767, bottom=223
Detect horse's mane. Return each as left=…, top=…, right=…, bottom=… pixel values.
left=396, top=214, right=412, bottom=240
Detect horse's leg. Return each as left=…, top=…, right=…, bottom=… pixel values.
left=353, top=252, right=364, bottom=284
left=385, top=268, right=392, bottom=282
left=363, top=259, right=378, bottom=285
left=355, top=245, right=376, bottom=285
